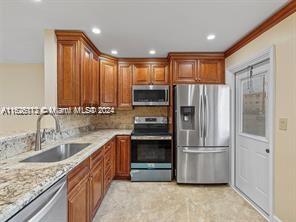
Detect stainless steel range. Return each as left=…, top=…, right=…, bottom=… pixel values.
left=130, top=117, right=172, bottom=182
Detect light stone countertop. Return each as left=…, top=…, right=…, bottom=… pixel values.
left=0, top=129, right=132, bottom=222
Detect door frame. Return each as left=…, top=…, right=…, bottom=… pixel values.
left=226, top=46, right=275, bottom=221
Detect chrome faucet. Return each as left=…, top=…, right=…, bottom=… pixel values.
left=35, top=112, right=61, bottom=151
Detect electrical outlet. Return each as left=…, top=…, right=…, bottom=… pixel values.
left=279, top=118, right=288, bottom=131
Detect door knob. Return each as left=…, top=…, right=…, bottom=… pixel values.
left=265, top=149, right=270, bottom=154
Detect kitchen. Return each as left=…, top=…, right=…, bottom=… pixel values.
left=0, top=1, right=296, bottom=222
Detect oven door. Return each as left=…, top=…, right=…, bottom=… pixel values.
left=131, top=137, right=172, bottom=169
left=132, top=85, right=169, bottom=106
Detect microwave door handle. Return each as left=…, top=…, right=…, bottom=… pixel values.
left=165, top=90, right=168, bottom=102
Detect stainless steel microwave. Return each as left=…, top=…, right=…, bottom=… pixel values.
left=132, top=85, right=169, bottom=106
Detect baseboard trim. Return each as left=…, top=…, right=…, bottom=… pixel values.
left=230, top=185, right=269, bottom=221
left=273, top=215, right=282, bottom=222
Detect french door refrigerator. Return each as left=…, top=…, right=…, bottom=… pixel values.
left=175, top=84, right=230, bottom=184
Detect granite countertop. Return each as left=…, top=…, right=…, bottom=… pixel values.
left=0, top=129, right=132, bottom=222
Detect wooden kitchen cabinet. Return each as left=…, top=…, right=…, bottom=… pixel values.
left=81, top=44, right=93, bottom=106
left=133, top=63, right=169, bottom=85
left=56, top=31, right=101, bottom=108
left=173, top=59, right=197, bottom=83
left=198, top=59, right=225, bottom=83
left=118, top=64, right=132, bottom=109
left=90, top=149, right=104, bottom=218
left=115, top=136, right=131, bottom=179
left=151, top=63, right=169, bottom=84
left=170, top=53, right=225, bottom=84
left=57, top=40, right=81, bottom=107
left=133, top=63, right=151, bottom=85
left=68, top=158, right=90, bottom=222
left=90, top=55, right=100, bottom=106
left=100, top=59, right=118, bottom=107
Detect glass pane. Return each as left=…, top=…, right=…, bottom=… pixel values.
left=241, top=75, right=266, bottom=137
left=134, top=90, right=166, bottom=102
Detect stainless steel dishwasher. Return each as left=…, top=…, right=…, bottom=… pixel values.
left=8, top=176, right=67, bottom=222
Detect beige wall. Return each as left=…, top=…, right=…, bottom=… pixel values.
left=226, top=12, right=296, bottom=222
left=0, top=64, right=44, bottom=134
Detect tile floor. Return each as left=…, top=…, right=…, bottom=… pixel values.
left=93, top=181, right=266, bottom=222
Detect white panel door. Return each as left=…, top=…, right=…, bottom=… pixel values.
left=235, top=63, right=270, bottom=213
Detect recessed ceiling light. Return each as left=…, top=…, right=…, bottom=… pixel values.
left=92, top=28, right=101, bottom=34
left=111, top=50, right=118, bottom=55
left=149, top=50, right=156, bottom=55
left=207, top=34, right=216, bottom=40
left=34, top=0, right=42, bottom=2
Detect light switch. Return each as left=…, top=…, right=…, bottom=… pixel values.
left=279, top=118, right=288, bottom=131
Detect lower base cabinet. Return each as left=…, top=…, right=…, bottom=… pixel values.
left=90, top=150, right=104, bottom=219
left=67, top=135, right=130, bottom=222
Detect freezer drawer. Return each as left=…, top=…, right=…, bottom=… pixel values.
left=177, top=147, right=229, bottom=184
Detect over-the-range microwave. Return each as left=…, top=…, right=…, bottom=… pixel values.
left=132, top=85, right=169, bottom=106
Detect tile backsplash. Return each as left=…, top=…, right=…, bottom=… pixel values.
left=92, top=107, right=168, bottom=129
left=0, top=107, right=168, bottom=160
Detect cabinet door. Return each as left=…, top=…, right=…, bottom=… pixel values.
left=90, top=158, right=104, bottom=218
left=90, top=56, right=99, bottom=106
left=173, top=60, right=197, bottom=83
left=197, top=60, right=225, bottom=84
left=151, top=64, right=169, bottom=84
left=116, top=136, right=131, bottom=179
left=133, top=64, right=151, bottom=85
left=57, top=40, right=80, bottom=107
left=100, top=60, right=117, bottom=107
left=68, top=176, right=90, bottom=222
left=118, top=64, right=132, bottom=108
left=111, top=138, right=116, bottom=179
left=81, top=44, right=93, bottom=106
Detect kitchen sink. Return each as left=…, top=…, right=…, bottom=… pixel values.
left=21, top=143, right=91, bottom=163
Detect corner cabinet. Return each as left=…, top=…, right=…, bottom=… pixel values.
left=100, top=58, right=118, bottom=107
left=68, top=135, right=130, bottom=222
left=56, top=31, right=100, bottom=108
left=170, top=53, right=225, bottom=84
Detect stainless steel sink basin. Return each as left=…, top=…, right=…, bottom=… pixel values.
left=21, top=143, right=91, bottom=163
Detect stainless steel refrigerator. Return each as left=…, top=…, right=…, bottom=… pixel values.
left=175, top=84, right=230, bottom=184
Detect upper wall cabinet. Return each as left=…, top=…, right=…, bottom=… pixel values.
left=57, top=40, right=81, bottom=107
left=56, top=31, right=101, bottom=108
left=198, top=59, right=224, bottom=83
left=133, top=63, right=151, bottom=85
left=118, top=64, right=132, bottom=109
left=132, top=62, right=169, bottom=85
left=169, top=53, right=225, bottom=84
left=173, top=60, right=197, bottom=83
left=100, top=58, right=118, bottom=107
left=151, top=63, right=169, bottom=85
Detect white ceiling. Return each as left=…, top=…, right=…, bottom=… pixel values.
left=0, top=0, right=288, bottom=63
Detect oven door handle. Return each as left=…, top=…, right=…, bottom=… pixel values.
left=131, top=136, right=172, bottom=140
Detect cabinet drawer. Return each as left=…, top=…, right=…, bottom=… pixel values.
left=68, top=158, right=90, bottom=192
left=90, top=148, right=103, bottom=169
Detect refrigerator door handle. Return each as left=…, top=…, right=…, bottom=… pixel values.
left=182, top=148, right=227, bottom=154
left=204, top=88, right=209, bottom=139
left=199, top=90, right=203, bottom=138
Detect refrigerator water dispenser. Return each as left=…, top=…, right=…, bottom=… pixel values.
left=180, top=106, right=195, bottom=130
